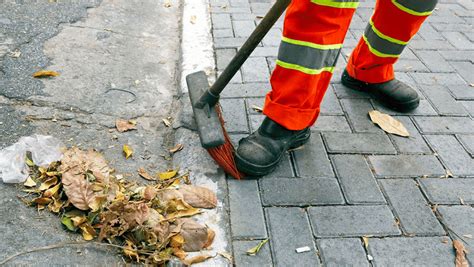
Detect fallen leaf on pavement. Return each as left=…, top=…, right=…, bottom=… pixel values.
left=33, top=70, right=59, bottom=78
left=80, top=224, right=96, bottom=241
left=138, top=168, right=155, bottom=181
left=182, top=254, right=213, bottom=265
left=61, top=216, right=76, bottom=231
left=247, top=239, right=268, bottom=256
left=368, top=110, right=409, bottom=137
left=123, top=144, right=133, bottom=159
left=251, top=105, right=263, bottom=113
left=163, top=0, right=171, bottom=7
left=9, top=50, right=21, bottom=58
left=453, top=240, right=469, bottom=267
left=178, top=185, right=217, bottom=209
left=169, top=143, right=184, bottom=153
left=24, top=177, right=36, bottom=187
left=362, top=236, right=369, bottom=249
left=218, top=251, right=233, bottom=262
left=116, top=119, right=137, bottom=132
left=190, top=15, right=197, bottom=24
left=158, top=169, right=178, bottom=180
left=162, top=118, right=172, bottom=127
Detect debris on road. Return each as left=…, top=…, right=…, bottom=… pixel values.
left=368, top=110, right=410, bottom=137
left=115, top=119, right=137, bottom=132
left=246, top=239, right=268, bottom=256
left=14, top=147, right=218, bottom=265
left=295, top=246, right=311, bottom=253
left=122, top=144, right=133, bottom=159
left=32, top=70, right=60, bottom=78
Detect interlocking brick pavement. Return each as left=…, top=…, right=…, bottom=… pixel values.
left=209, top=0, right=473, bottom=265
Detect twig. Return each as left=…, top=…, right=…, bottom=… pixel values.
left=0, top=241, right=152, bottom=265
left=103, top=88, right=137, bottom=103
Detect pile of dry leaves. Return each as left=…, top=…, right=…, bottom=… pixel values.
left=19, top=147, right=217, bottom=265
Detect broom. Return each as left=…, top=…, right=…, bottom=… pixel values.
left=185, top=0, right=291, bottom=179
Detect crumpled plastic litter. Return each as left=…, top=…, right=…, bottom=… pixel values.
left=0, top=135, right=63, bottom=183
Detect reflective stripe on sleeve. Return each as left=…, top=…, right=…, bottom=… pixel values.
left=311, top=0, right=360, bottom=9
left=362, top=20, right=407, bottom=58
left=276, top=37, right=341, bottom=75
left=392, top=0, right=438, bottom=16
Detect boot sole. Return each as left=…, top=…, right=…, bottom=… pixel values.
left=235, top=130, right=311, bottom=177
left=341, top=71, right=420, bottom=112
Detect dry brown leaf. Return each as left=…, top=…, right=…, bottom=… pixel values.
left=143, top=186, right=158, bottom=201
left=162, top=118, right=172, bottom=127
left=177, top=218, right=209, bottom=252
left=39, top=177, right=58, bottom=191
left=172, top=247, right=187, bottom=260
left=33, top=197, right=52, bottom=205
left=138, top=168, right=155, bottom=181
left=123, top=144, right=133, bottom=159
left=368, top=110, right=409, bottom=137
left=453, top=240, right=469, bottom=267
left=362, top=236, right=369, bottom=249
left=62, top=174, right=94, bottom=210
left=218, top=251, right=233, bottom=262
left=182, top=254, right=213, bottom=265
left=178, top=185, right=217, bottom=209
left=251, top=105, right=263, bottom=113
left=116, top=119, right=137, bottom=132
left=203, top=228, right=215, bottom=249
left=169, top=144, right=184, bottom=153
left=33, top=70, right=59, bottom=78
left=79, top=224, right=96, bottom=241
left=170, top=234, right=185, bottom=248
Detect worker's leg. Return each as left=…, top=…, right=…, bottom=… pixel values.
left=263, top=0, right=358, bottom=131
left=236, top=0, right=359, bottom=176
left=342, top=0, right=437, bottom=111
left=346, top=0, right=437, bottom=83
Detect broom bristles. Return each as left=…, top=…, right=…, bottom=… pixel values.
left=206, top=104, right=245, bottom=179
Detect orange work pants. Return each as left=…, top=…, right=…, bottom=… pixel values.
left=263, top=0, right=437, bottom=130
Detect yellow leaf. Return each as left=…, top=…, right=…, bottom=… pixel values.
left=79, top=224, right=96, bottom=241
left=39, top=177, right=58, bottom=191
left=218, top=251, right=233, bottom=262
left=71, top=216, right=87, bottom=227
left=158, top=169, right=178, bottom=180
left=33, top=70, right=59, bottom=78
left=169, top=144, right=184, bottom=153
left=170, top=234, right=185, bottom=248
left=123, top=240, right=140, bottom=262
left=166, top=207, right=201, bottom=220
left=43, top=183, right=61, bottom=198
left=182, top=254, right=213, bottom=265
left=24, top=177, right=37, bottom=187
left=246, top=239, right=268, bottom=256
left=48, top=198, right=63, bottom=213
left=368, top=110, right=409, bottom=137
left=170, top=179, right=180, bottom=187
left=88, top=195, right=107, bottom=212
left=123, top=144, right=133, bottom=159
left=172, top=248, right=187, bottom=260
left=362, top=236, right=369, bottom=249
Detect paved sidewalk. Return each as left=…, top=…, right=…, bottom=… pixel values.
left=209, top=0, right=474, bottom=266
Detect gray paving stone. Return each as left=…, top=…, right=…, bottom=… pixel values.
left=448, top=85, right=474, bottom=100
left=311, top=115, right=351, bottom=133
left=323, top=132, right=396, bottom=154
left=232, top=20, right=255, bottom=37
left=262, top=28, right=282, bottom=47
left=457, top=134, right=474, bottom=157
left=389, top=116, right=431, bottom=154
left=450, top=61, right=474, bottom=84
left=333, top=83, right=371, bottom=99
left=419, top=85, right=468, bottom=116
left=221, top=82, right=269, bottom=98
left=380, top=179, right=445, bottom=235
left=317, top=238, right=369, bottom=267
left=216, top=48, right=236, bottom=71
left=241, top=57, right=270, bottom=82
left=260, top=177, right=344, bottom=206
left=211, top=6, right=251, bottom=14
left=231, top=13, right=255, bottom=20
left=213, top=28, right=234, bottom=38
left=439, top=50, right=474, bottom=62
left=371, top=99, right=438, bottom=116
left=331, top=154, right=385, bottom=204
left=293, top=134, right=335, bottom=178
left=408, top=40, right=454, bottom=50
left=245, top=97, right=265, bottom=114
left=415, top=50, right=455, bottom=72
left=265, top=207, right=321, bottom=266
left=410, top=72, right=466, bottom=85
left=220, top=98, right=250, bottom=133
left=211, top=13, right=232, bottom=29
left=419, top=178, right=474, bottom=204
left=369, top=155, right=445, bottom=178
left=232, top=240, right=273, bottom=267
left=214, top=37, right=249, bottom=48
left=248, top=113, right=264, bottom=132
left=437, top=206, right=474, bottom=263
left=414, top=116, right=474, bottom=134
left=394, top=59, right=429, bottom=72
left=249, top=46, right=278, bottom=57
left=368, top=237, right=455, bottom=267
left=320, top=86, right=344, bottom=115
left=460, top=101, right=474, bottom=117
left=308, top=206, right=401, bottom=237
left=418, top=23, right=445, bottom=41
left=228, top=179, right=267, bottom=239
left=432, top=23, right=474, bottom=33
left=261, top=151, right=294, bottom=178
left=425, top=135, right=474, bottom=176
left=442, top=31, right=474, bottom=50
left=341, top=99, right=382, bottom=133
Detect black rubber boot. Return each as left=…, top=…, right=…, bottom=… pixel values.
left=235, top=117, right=311, bottom=177
left=341, top=69, right=420, bottom=112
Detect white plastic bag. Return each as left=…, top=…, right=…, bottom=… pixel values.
left=0, top=135, right=63, bottom=183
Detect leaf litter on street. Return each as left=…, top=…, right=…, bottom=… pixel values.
left=453, top=240, right=469, bottom=267
left=246, top=239, right=268, bottom=256
left=115, top=119, right=137, bottom=132
left=368, top=110, right=410, bottom=137
left=32, top=70, right=60, bottom=78
left=13, top=147, right=219, bottom=265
